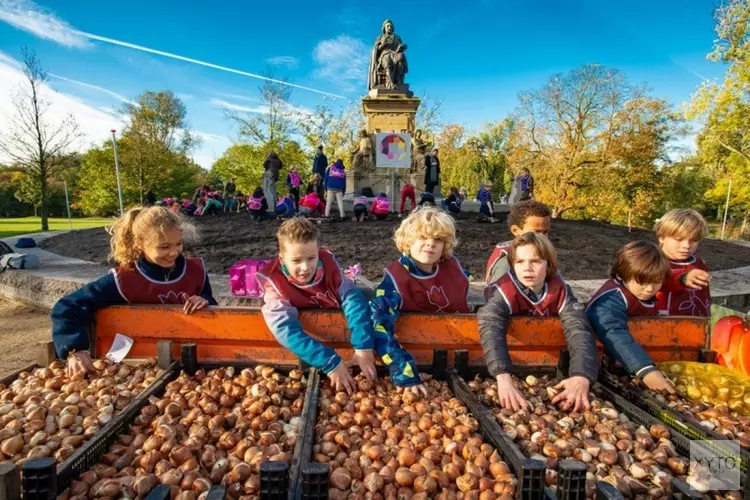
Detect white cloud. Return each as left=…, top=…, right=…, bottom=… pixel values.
left=313, top=35, right=368, bottom=92
left=194, top=130, right=230, bottom=143
left=209, top=98, right=268, bottom=114
left=0, top=0, right=90, bottom=48
left=266, top=56, right=299, bottom=69
left=0, top=54, right=124, bottom=162
left=0, top=49, right=21, bottom=68
left=213, top=92, right=261, bottom=103
left=176, top=93, right=195, bottom=101
left=49, top=73, right=134, bottom=105
left=192, top=154, right=217, bottom=170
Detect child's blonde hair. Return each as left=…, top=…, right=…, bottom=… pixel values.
left=655, top=209, right=708, bottom=241
left=394, top=207, right=457, bottom=260
left=508, top=232, right=558, bottom=278
left=108, top=207, right=195, bottom=267
left=277, top=217, right=320, bottom=253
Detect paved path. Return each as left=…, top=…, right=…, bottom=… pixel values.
left=2, top=231, right=750, bottom=311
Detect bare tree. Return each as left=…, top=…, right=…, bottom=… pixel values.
left=222, top=69, right=298, bottom=149
left=0, top=48, right=81, bottom=230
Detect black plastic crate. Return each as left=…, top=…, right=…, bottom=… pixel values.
left=301, top=463, right=329, bottom=500
left=447, top=369, right=547, bottom=500
left=600, top=368, right=750, bottom=475
left=556, top=460, right=587, bottom=500
left=54, top=361, right=179, bottom=493
left=260, top=461, right=290, bottom=499
left=290, top=368, right=322, bottom=500
left=22, top=457, right=56, bottom=500
left=22, top=352, right=311, bottom=498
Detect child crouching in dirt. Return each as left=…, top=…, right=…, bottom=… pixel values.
left=476, top=181, right=495, bottom=222
left=371, top=207, right=472, bottom=395
left=256, top=218, right=377, bottom=394
left=352, top=192, right=369, bottom=222
left=275, top=194, right=296, bottom=219
left=586, top=241, right=675, bottom=393
left=52, top=207, right=217, bottom=376
left=478, top=233, right=598, bottom=412
left=371, top=193, right=390, bottom=220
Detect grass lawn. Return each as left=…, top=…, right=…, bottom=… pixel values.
left=0, top=217, right=112, bottom=239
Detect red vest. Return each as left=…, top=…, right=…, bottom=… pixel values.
left=586, top=279, right=659, bottom=316
left=112, top=258, right=206, bottom=304
left=485, top=242, right=510, bottom=284
left=385, top=257, right=470, bottom=313
left=257, top=250, right=342, bottom=309
left=655, top=257, right=711, bottom=317
left=493, top=272, right=568, bottom=316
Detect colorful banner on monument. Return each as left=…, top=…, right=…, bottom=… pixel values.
left=375, top=132, right=412, bottom=168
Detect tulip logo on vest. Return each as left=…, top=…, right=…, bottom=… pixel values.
left=158, top=291, right=189, bottom=305
left=427, top=286, right=450, bottom=312
left=677, top=292, right=711, bottom=317
left=310, top=291, right=339, bottom=308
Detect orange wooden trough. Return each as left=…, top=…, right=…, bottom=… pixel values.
left=92, top=306, right=708, bottom=367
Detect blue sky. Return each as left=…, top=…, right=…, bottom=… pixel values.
left=0, top=0, right=725, bottom=168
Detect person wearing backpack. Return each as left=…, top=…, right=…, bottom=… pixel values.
left=323, top=159, right=347, bottom=220
left=286, top=167, right=302, bottom=211
left=51, top=207, right=217, bottom=376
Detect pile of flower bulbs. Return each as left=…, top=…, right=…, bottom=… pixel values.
left=59, top=365, right=305, bottom=500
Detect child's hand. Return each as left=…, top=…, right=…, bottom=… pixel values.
left=684, top=269, right=711, bottom=289
left=183, top=295, right=209, bottom=315
left=349, top=350, right=377, bottom=381
left=328, top=364, right=356, bottom=394
left=642, top=370, right=676, bottom=394
left=552, top=376, right=591, bottom=412
left=496, top=373, right=528, bottom=411
left=67, top=351, right=95, bottom=378
left=408, top=384, right=428, bottom=397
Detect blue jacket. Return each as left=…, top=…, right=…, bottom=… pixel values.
left=586, top=292, right=656, bottom=377
left=275, top=197, right=295, bottom=217
left=258, top=253, right=373, bottom=374
left=324, top=161, right=347, bottom=192
left=371, top=255, right=472, bottom=387
left=51, top=255, right=217, bottom=359
left=313, top=153, right=328, bottom=178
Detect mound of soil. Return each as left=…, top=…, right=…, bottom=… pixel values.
left=41, top=213, right=750, bottom=282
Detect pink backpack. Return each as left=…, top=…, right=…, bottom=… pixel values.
left=229, top=259, right=270, bottom=297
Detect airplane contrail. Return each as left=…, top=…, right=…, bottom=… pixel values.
left=74, top=31, right=349, bottom=101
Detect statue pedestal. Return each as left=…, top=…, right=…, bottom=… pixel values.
left=353, top=94, right=421, bottom=209
left=362, top=95, right=421, bottom=135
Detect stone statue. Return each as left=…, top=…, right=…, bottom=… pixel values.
left=368, top=20, right=409, bottom=91
left=410, top=129, right=427, bottom=173
left=350, top=130, right=374, bottom=173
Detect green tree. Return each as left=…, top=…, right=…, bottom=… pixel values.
left=210, top=141, right=307, bottom=196
left=686, top=0, right=750, bottom=232
left=298, top=101, right=364, bottom=164
left=0, top=48, right=81, bottom=230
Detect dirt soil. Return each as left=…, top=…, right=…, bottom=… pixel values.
left=0, top=298, right=50, bottom=379
left=41, top=212, right=750, bottom=281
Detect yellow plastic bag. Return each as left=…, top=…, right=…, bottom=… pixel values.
left=658, top=361, right=750, bottom=414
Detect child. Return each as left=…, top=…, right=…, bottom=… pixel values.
left=275, top=194, right=296, bottom=219
left=299, top=191, right=324, bottom=216
left=248, top=187, right=271, bottom=221
left=286, top=167, right=302, bottom=210
left=256, top=218, right=377, bottom=394
left=324, top=159, right=346, bottom=219
left=418, top=191, right=436, bottom=207
left=194, top=198, right=205, bottom=216
left=371, top=207, right=470, bottom=393
left=442, top=187, right=462, bottom=215
left=654, top=209, right=711, bottom=317
left=306, top=173, right=326, bottom=202
left=51, top=207, right=217, bottom=376
left=371, top=192, right=390, bottom=220
left=352, top=192, right=369, bottom=222
left=478, top=233, right=598, bottom=411
left=586, top=241, right=675, bottom=393
left=485, top=200, right=552, bottom=288
left=458, top=187, right=468, bottom=204
left=236, top=192, right=247, bottom=212
left=477, top=181, right=495, bottom=222
left=399, top=183, right=416, bottom=217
